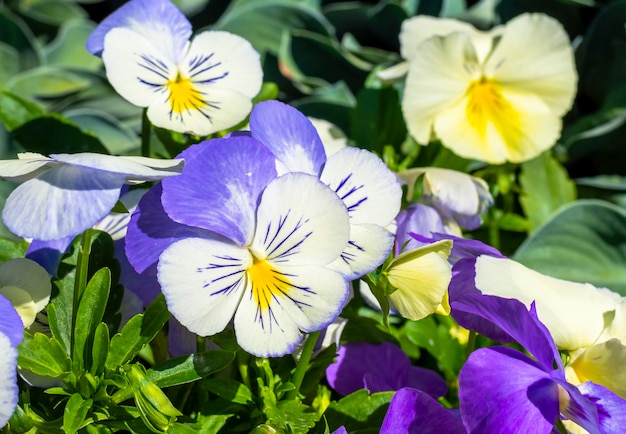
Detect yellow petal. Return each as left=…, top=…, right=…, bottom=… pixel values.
left=474, top=256, right=621, bottom=350
left=386, top=240, right=452, bottom=321
left=434, top=82, right=561, bottom=163
left=402, top=32, right=477, bottom=145
left=483, top=13, right=577, bottom=116
left=399, top=15, right=496, bottom=63
left=0, top=286, right=37, bottom=327
left=570, top=339, right=626, bottom=398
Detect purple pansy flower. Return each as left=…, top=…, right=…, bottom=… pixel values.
left=0, top=295, right=24, bottom=428
left=455, top=293, right=626, bottom=433
left=126, top=135, right=351, bottom=357
left=326, top=341, right=447, bottom=399
left=87, top=0, right=262, bottom=136
left=380, top=387, right=465, bottom=434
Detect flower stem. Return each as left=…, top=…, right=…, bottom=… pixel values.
left=286, top=331, right=320, bottom=401
left=237, top=351, right=251, bottom=391
left=72, top=228, right=93, bottom=354
left=141, top=108, right=151, bottom=157
left=465, top=330, right=477, bottom=359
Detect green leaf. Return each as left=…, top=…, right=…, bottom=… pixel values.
left=0, top=90, right=45, bottom=132
left=18, top=332, right=71, bottom=378
left=519, top=151, right=577, bottom=232
left=43, top=20, right=101, bottom=71
left=214, top=0, right=333, bottom=56
left=0, top=238, right=27, bottom=261
left=324, top=390, right=394, bottom=433
left=0, top=42, right=19, bottom=83
left=105, top=294, right=171, bottom=370
left=148, top=350, right=236, bottom=388
left=0, top=12, right=41, bottom=71
left=513, top=200, right=626, bottom=294
left=350, top=87, right=406, bottom=154
left=90, top=323, right=109, bottom=377
left=18, top=0, right=87, bottom=27
left=74, top=268, right=111, bottom=371
left=12, top=113, right=109, bottom=154
left=63, top=394, right=92, bottom=434
left=265, top=399, right=317, bottom=433
left=65, top=108, right=139, bottom=155
left=7, top=66, right=90, bottom=99
left=205, top=378, right=253, bottom=405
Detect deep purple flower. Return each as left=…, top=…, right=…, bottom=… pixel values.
left=326, top=341, right=447, bottom=399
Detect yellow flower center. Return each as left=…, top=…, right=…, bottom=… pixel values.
left=466, top=79, right=522, bottom=149
left=166, top=74, right=206, bottom=114
left=247, top=257, right=293, bottom=311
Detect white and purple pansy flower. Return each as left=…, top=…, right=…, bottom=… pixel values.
left=0, top=295, right=24, bottom=428
left=249, top=100, right=403, bottom=280
left=126, top=135, right=351, bottom=357
left=86, top=0, right=263, bottom=136
left=0, top=152, right=184, bottom=241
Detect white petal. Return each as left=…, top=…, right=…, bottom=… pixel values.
left=402, top=32, right=476, bottom=145
left=433, top=85, right=560, bottom=163
left=329, top=223, right=395, bottom=280
left=50, top=153, right=184, bottom=182
left=102, top=27, right=175, bottom=108
left=0, top=259, right=50, bottom=315
left=0, top=332, right=18, bottom=428
left=475, top=256, right=622, bottom=350
left=94, top=188, right=147, bottom=240
left=158, top=237, right=249, bottom=337
left=3, top=165, right=124, bottom=240
left=377, top=61, right=410, bottom=82
left=146, top=87, right=253, bottom=136
left=400, top=15, right=495, bottom=63
left=0, top=287, right=37, bottom=328
left=321, top=147, right=401, bottom=226
left=0, top=155, right=54, bottom=183
left=180, top=31, right=262, bottom=99
left=484, top=13, right=577, bottom=116
left=234, top=264, right=348, bottom=357
left=251, top=173, right=350, bottom=266
left=421, top=168, right=481, bottom=218
left=308, top=117, right=347, bottom=158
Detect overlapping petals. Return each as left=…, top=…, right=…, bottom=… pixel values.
left=126, top=136, right=352, bottom=357
left=400, top=13, right=577, bottom=163
left=250, top=101, right=402, bottom=280
left=456, top=295, right=625, bottom=433
left=0, top=295, right=23, bottom=428
left=0, top=152, right=183, bottom=241
left=88, top=0, right=262, bottom=135
left=326, top=341, right=447, bottom=398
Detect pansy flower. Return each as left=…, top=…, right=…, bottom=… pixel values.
left=326, top=341, right=447, bottom=399
left=249, top=101, right=402, bottom=280
left=126, top=136, right=351, bottom=357
left=397, top=13, right=576, bottom=163
left=455, top=294, right=626, bottom=433
left=448, top=240, right=626, bottom=399
left=0, top=295, right=23, bottom=428
left=0, top=152, right=184, bottom=241
left=87, top=0, right=262, bottom=136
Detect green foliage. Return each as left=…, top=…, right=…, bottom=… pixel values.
left=514, top=200, right=626, bottom=294
left=324, top=390, right=394, bottom=433
left=519, top=151, right=577, bottom=232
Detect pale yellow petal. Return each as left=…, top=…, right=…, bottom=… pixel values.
left=570, top=339, right=626, bottom=398
left=0, top=258, right=51, bottom=314
left=387, top=240, right=452, bottom=321
left=434, top=83, right=561, bottom=163
left=598, top=298, right=626, bottom=343
left=399, top=15, right=495, bottom=63
left=0, top=286, right=37, bottom=327
left=474, top=256, right=621, bottom=350
left=402, top=32, right=477, bottom=145
left=484, top=13, right=577, bottom=116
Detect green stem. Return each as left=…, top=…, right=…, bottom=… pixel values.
left=286, top=331, right=320, bottom=401
left=488, top=211, right=501, bottom=251
left=141, top=108, right=151, bottom=157
left=71, top=229, right=94, bottom=355
left=465, top=330, right=477, bottom=359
